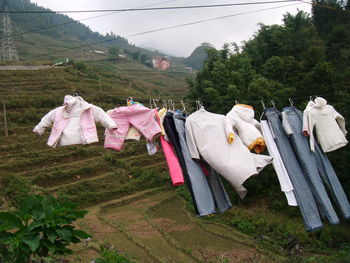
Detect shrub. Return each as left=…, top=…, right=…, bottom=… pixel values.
left=0, top=195, right=90, bottom=262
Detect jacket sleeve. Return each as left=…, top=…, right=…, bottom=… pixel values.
left=185, top=119, right=200, bottom=159
left=92, top=106, right=117, bottom=130
left=224, top=110, right=237, bottom=138
left=308, top=111, right=316, bottom=152
left=333, top=107, right=347, bottom=136
left=302, top=108, right=310, bottom=136
left=33, top=109, right=56, bottom=135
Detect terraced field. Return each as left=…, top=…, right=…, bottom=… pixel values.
left=70, top=188, right=282, bottom=263
left=0, top=66, right=189, bottom=208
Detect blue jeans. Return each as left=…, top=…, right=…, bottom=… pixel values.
left=291, top=106, right=350, bottom=220
left=264, top=108, right=322, bottom=231
left=173, top=113, right=216, bottom=216
left=282, top=107, right=339, bottom=225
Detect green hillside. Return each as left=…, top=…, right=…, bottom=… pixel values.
left=184, top=43, right=216, bottom=70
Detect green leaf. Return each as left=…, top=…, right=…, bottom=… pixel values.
left=0, top=212, right=22, bottom=230
left=28, top=221, right=44, bottom=231
left=23, top=234, right=40, bottom=252
left=0, top=231, right=14, bottom=243
left=43, top=240, right=56, bottom=253
left=56, top=228, right=72, bottom=242
left=72, top=229, right=90, bottom=239
left=70, top=236, right=81, bottom=244
left=47, top=229, right=58, bottom=243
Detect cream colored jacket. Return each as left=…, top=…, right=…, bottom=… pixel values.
left=308, top=97, right=348, bottom=152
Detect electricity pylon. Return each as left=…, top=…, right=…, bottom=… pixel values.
left=0, top=1, right=19, bottom=62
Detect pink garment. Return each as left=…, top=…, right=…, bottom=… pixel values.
left=105, top=104, right=161, bottom=151
left=154, top=109, right=184, bottom=186
left=47, top=105, right=97, bottom=148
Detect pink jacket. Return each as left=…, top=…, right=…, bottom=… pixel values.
left=34, top=96, right=116, bottom=147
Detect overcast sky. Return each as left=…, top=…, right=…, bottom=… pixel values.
left=32, top=0, right=311, bottom=57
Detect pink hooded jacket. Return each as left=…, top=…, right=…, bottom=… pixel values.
left=33, top=95, right=116, bottom=147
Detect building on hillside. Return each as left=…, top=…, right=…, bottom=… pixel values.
left=185, top=66, right=193, bottom=72
left=152, top=56, right=170, bottom=70
left=53, top=58, right=69, bottom=66
left=89, top=50, right=105, bottom=54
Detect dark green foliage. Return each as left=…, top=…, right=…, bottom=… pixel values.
left=0, top=195, right=90, bottom=262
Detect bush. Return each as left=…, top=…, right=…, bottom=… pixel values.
left=0, top=195, right=90, bottom=262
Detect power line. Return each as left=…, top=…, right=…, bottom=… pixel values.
left=30, top=2, right=303, bottom=61
left=8, top=0, right=180, bottom=39
left=1, top=0, right=300, bottom=14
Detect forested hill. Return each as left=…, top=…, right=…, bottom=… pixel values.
left=5, top=0, right=162, bottom=62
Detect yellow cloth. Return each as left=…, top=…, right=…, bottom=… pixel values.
left=158, top=108, right=167, bottom=136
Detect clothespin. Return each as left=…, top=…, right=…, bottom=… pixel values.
left=72, top=93, right=79, bottom=97
left=235, top=100, right=239, bottom=105
left=309, top=96, right=313, bottom=101
left=149, top=98, right=153, bottom=109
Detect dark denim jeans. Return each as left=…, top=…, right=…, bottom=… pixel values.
left=282, top=107, right=339, bottom=225
left=264, top=108, right=322, bottom=231
left=173, top=113, right=216, bottom=216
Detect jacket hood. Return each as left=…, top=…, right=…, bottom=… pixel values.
left=62, top=95, right=92, bottom=118
left=232, top=104, right=254, bottom=123
left=314, top=97, right=327, bottom=108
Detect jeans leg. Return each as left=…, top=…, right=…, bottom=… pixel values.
left=283, top=108, right=339, bottom=225
left=265, top=108, right=322, bottom=231
left=206, top=167, right=232, bottom=212
left=314, top=144, right=350, bottom=219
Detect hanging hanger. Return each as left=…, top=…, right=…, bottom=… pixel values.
left=289, top=98, right=294, bottom=107
left=270, top=100, right=276, bottom=108
left=259, top=100, right=266, bottom=121
left=181, top=100, right=189, bottom=115
left=153, top=99, right=159, bottom=109
left=195, top=101, right=200, bottom=111
left=169, top=100, right=174, bottom=111
left=163, top=100, right=167, bottom=110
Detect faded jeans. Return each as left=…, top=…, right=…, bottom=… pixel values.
left=282, top=107, right=339, bottom=225
left=290, top=106, right=350, bottom=220
left=264, top=108, right=322, bottom=231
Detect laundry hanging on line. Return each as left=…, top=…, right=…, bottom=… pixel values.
left=32, top=95, right=349, bottom=231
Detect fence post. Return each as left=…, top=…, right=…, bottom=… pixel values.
left=99, top=77, right=102, bottom=93
left=3, top=101, right=8, bottom=137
